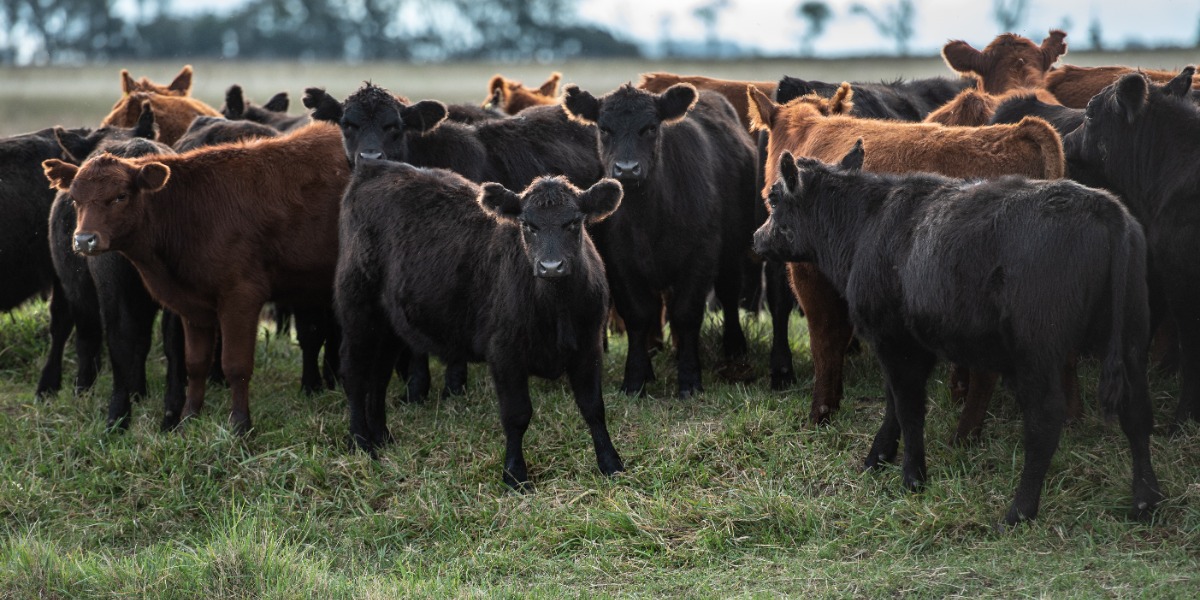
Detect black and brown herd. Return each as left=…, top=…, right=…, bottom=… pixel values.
left=0, top=35, right=1195, bottom=524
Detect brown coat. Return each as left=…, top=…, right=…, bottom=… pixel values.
left=942, top=29, right=1068, bottom=94
left=923, top=87, right=1062, bottom=127
left=639, top=72, right=776, bottom=133
left=486, top=72, right=561, bottom=114
left=120, top=65, right=194, bottom=97
left=1045, top=64, right=1200, bottom=108
left=103, top=92, right=221, bottom=147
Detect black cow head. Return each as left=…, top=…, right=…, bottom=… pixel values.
left=562, top=83, right=697, bottom=183
left=53, top=100, right=158, bottom=164
left=479, top=176, right=622, bottom=279
left=43, top=153, right=170, bottom=256
left=754, top=141, right=862, bottom=263
left=303, top=83, right=446, bottom=167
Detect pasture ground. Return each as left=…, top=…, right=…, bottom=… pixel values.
left=0, top=300, right=1197, bottom=598
left=2, top=57, right=1199, bottom=597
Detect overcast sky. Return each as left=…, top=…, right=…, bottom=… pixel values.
left=163, top=0, right=1199, bottom=56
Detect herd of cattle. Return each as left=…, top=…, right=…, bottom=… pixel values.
left=2, top=28, right=1197, bottom=525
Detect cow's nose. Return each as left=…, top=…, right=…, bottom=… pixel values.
left=74, top=233, right=99, bottom=254
left=536, top=259, right=568, bottom=278
left=358, top=151, right=383, bottom=161
left=612, top=161, right=641, bottom=178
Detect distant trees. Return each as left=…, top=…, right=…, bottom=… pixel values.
left=992, top=0, right=1028, bottom=33
left=693, top=0, right=731, bottom=58
left=797, top=1, right=832, bottom=56
left=850, top=0, right=916, bottom=56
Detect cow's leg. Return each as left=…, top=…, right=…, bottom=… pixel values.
left=442, top=360, right=468, bottom=398
left=615, top=288, right=659, bottom=397
left=567, top=341, right=623, bottom=477
left=490, top=365, right=533, bottom=489
left=72, top=299, right=104, bottom=394
left=321, top=314, right=342, bottom=389
left=669, top=279, right=709, bottom=399
left=35, top=278, right=73, bottom=398
left=1113, top=347, right=1162, bottom=521
left=293, top=305, right=327, bottom=394
left=340, top=314, right=394, bottom=455
left=180, top=318, right=216, bottom=423
left=1003, top=369, right=1065, bottom=525
left=874, top=339, right=937, bottom=491
left=160, top=310, right=187, bottom=431
left=864, top=383, right=901, bottom=470
left=218, top=304, right=263, bottom=435
left=1172, top=315, right=1200, bottom=426
left=951, top=368, right=999, bottom=446
left=366, top=339, right=400, bottom=448
left=789, top=263, right=853, bottom=423
left=101, top=287, right=157, bottom=430
left=949, top=363, right=970, bottom=405
left=1062, top=354, right=1081, bottom=424
left=404, top=353, right=432, bottom=403
left=765, top=259, right=796, bottom=390
left=713, top=244, right=748, bottom=361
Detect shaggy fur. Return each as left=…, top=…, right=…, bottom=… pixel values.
left=922, top=87, right=1062, bottom=127
left=1045, top=64, right=1200, bottom=108
left=222, top=85, right=310, bottom=131
left=942, top=29, right=1068, bottom=94
left=102, top=91, right=221, bottom=146
left=774, top=75, right=975, bottom=121
left=486, top=72, right=562, bottom=115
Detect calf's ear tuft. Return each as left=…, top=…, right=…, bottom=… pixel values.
left=303, top=88, right=343, bottom=123
left=224, top=85, right=246, bottom=119
left=942, top=40, right=985, bottom=77
left=401, top=100, right=448, bottom=133
left=578, top=179, right=623, bottom=223
left=479, top=182, right=523, bottom=221
left=746, top=85, right=777, bottom=133
left=657, top=83, right=698, bottom=124
left=169, top=65, right=194, bottom=95
left=1114, top=73, right=1149, bottom=124
left=562, top=85, right=601, bottom=124
left=120, top=70, right=136, bottom=95
left=840, top=139, right=865, bottom=171
left=1040, top=30, right=1068, bottom=70
left=43, top=159, right=80, bottom=191
left=778, top=151, right=800, bottom=195
left=1162, top=66, right=1196, bottom=99
left=538, top=72, right=562, bottom=97
left=136, top=162, right=171, bottom=192
left=264, top=92, right=290, bottom=113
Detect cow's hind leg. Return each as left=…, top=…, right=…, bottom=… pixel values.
left=1003, top=369, right=1065, bottom=525
left=951, top=368, right=999, bottom=446
left=160, top=310, right=187, bottom=430
left=790, top=264, right=853, bottom=423
left=340, top=309, right=395, bottom=455
left=294, top=305, right=328, bottom=394
left=1115, top=348, right=1162, bottom=521
left=36, top=279, right=73, bottom=398
left=1172, top=316, right=1200, bottom=426
left=765, top=260, right=796, bottom=390
left=180, top=318, right=216, bottom=424
left=873, top=339, right=937, bottom=491
left=218, top=305, right=262, bottom=435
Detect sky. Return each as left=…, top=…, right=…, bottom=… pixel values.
left=159, top=0, right=1199, bottom=57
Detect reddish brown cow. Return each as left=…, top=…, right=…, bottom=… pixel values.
left=747, top=83, right=1066, bottom=436
left=923, top=87, right=1062, bottom=126
left=1045, top=64, right=1200, bottom=108
left=42, top=121, right=349, bottom=434
left=943, top=29, right=1068, bottom=94
left=103, top=91, right=221, bottom=147
left=120, top=65, right=194, bottom=97
left=639, top=72, right=776, bottom=133
left=484, top=72, right=561, bottom=114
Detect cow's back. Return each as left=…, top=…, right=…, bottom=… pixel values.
left=0, top=130, right=68, bottom=310
left=473, top=105, right=602, bottom=189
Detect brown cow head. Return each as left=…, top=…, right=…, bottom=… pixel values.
left=120, top=65, right=193, bottom=96
left=563, top=83, right=697, bottom=183
left=485, top=73, right=561, bottom=115
left=943, top=29, right=1067, bottom=93
left=43, top=154, right=170, bottom=255
left=480, top=176, right=621, bottom=279
left=747, top=83, right=854, bottom=197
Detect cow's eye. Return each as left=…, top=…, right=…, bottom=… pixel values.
left=113, top=193, right=128, bottom=203
left=382, top=123, right=399, bottom=132
left=566, top=220, right=582, bottom=232
left=639, top=125, right=657, bottom=137
left=342, top=121, right=358, bottom=131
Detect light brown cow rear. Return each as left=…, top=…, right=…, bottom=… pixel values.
left=103, top=92, right=221, bottom=147
left=639, top=72, right=776, bottom=133
left=486, top=72, right=562, bottom=114
left=923, top=87, right=1062, bottom=126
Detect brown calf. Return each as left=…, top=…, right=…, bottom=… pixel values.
left=103, top=91, right=221, bottom=147
left=42, top=121, right=349, bottom=434
left=485, top=72, right=561, bottom=114
left=120, top=65, right=194, bottom=97
left=1045, top=64, right=1200, bottom=108
left=923, top=87, right=1062, bottom=126
left=943, top=29, right=1068, bottom=94
left=748, top=83, right=1066, bottom=435
left=639, top=72, right=776, bottom=133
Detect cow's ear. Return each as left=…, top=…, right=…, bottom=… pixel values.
left=485, top=87, right=503, bottom=110
left=1114, top=73, right=1149, bottom=124
left=489, top=75, right=509, bottom=101
left=1040, top=29, right=1068, bottom=70
left=134, top=100, right=159, bottom=141
left=264, top=92, right=289, bottom=113
left=778, top=151, right=800, bottom=195
left=829, top=83, right=854, bottom=115
left=224, top=85, right=246, bottom=119
left=840, top=139, right=865, bottom=172
left=169, top=65, right=194, bottom=95
left=1163, top=66, right=1196, bottom=98
left=53, top=128, right=91, bottom=164
left=303, top=88, right=343, bottom=123
left=578, top=178, right=623, bottom=223
left=746, top=85, right=777, bottom=133
left=478, top=182, right=522, bottom=221
left=136, top=163, right=170, bottom=192
left=562, top=85, right=600, bottom=124
left=43, top=159, right=80, bottom=190
left=120, top=69, right=136, bottom=95
left=538, top=72, right=562, bottom=97
left=774, top=77, right=809, bottom=105
left=657, top=83, right=697, bottom=124
left=942, top=40, right=985, bottom=76
left=401, top=100, right=447, bottom=133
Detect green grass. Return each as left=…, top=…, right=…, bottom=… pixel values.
left=1, top=299, right=1197, bottom=598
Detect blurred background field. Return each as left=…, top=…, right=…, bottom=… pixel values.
left=3, top=48, right=1200, bottom=136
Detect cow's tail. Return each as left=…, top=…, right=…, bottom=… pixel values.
left=1016, top=116, right=1065, bottom=180
left=1098, top=206, right=1148, bottom=417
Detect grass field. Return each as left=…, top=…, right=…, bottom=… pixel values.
left=1, top=56, right=1199, bottom=597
